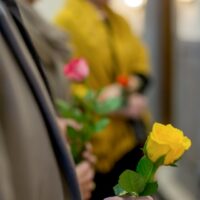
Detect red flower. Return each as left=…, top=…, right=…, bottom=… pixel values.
left=117, top=75, right=129, bottom=87
left=64, top=58, right=89, bottom=82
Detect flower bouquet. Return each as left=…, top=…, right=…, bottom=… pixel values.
left=56, top=58, right=123, bottom=163
left=114, top=122, right=191, bottom=197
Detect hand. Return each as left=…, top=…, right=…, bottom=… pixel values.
left=56, top=117, right=82, bottom=141
left=76, top=161, right=95, bottom=200
left=104, top=196, right=153, bottom=200
left=120, top=94, right=147, bottom=119
left=98, top=83, right=122, bottom=102
left=127, top=75, right=141, bottom=93
left=82, top=143, right=97, bottom=165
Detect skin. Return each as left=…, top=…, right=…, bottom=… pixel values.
left=120, top=93, right=147, bottom=119
left=98, top=84, right=147, bottom=119
left=76, top=161, right=95, bottom=200
left=57, top=118, right=96, bottom=200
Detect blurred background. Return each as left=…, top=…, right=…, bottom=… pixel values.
left=34, top=0, right=200, bottom=199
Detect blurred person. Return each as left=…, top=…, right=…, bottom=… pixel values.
left=18, top=0, right=71, bottom=101
left=18, top=0, right=96, bottom=199
left=55, top=0, right=151, bottom=199
left=0, top=0, right=152, bottom=200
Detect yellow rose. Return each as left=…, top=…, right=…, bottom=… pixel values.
left=71, top=84, right=89, bottom=99
left=146, top=122, right=191, bottom=165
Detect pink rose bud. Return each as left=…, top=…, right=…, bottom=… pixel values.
left=64, top=58, right=89, bottom=82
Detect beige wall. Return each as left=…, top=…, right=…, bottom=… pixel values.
left=34, top=0, right=146, bottom=36
left=176, top=0, right=200, bottom=41
left=110, top=0, right=146, bottom=36
left=34, top=0, right=64, bottom=21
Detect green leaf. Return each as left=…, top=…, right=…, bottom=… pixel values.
left=67, top=127, right=85, bottom=163
left=56, top=99, right=85, bottom=121
left=169, top=156, right=182, bottom=166
left=92, top=118, right=110, bottom=133
left=56, top=99, right=72, bottom=117
left=67, top=126, right=78, bottom=139
left=71, top=109, right=85, bottom=121
left=140, top=182, right=158, bottom=196
left=80, top=126, right=94, bottom=141
left=142, top=140, right=148, bottom=155
left=56, top=99, right=71, bottom=110
left=170, top=163, right=178, bottom=167
left=136, top=156, right=154, bottom=183
left=154, top=155, right=165, bottom=168
left=70, top=143, right=80, bottom=163
left=119, top=170, right=146, bottom=194
left=95, top=97, right=124, bottom=114
left=84, top=90, right=96, bottom=100
left=113, top=184, right=127, bottom=196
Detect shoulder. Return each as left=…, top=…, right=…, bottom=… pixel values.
left=54, top=1, right=87, bottom=30
left=54, top=8, right=71, bottom=27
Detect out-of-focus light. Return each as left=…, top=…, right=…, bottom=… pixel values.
left=177, top=0, right=196, bottom=3
left=124, top=0, right=147, bottom=8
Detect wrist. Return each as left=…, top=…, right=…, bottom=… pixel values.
left=127, top=76, right=141, bottom=93
left=116, top=75, right=141, bottom=94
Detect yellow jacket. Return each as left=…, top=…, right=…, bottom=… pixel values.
left=55, top=0, right=150, bottom=173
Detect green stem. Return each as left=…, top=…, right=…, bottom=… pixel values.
left=149, top=161, right=162, bottom=183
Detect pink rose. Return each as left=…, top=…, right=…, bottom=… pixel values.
left=64, top=58, right=89, bottom=82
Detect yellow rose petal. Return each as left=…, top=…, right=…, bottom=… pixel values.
left=146, top=134, right=170, bottom=163
left=183, top=136, right=192, bottom=150
left=164, top=145, right=185, bottom=165
left=146, top=122, right=192, bottom=165
left=71, top=84, right=89, bottom=99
